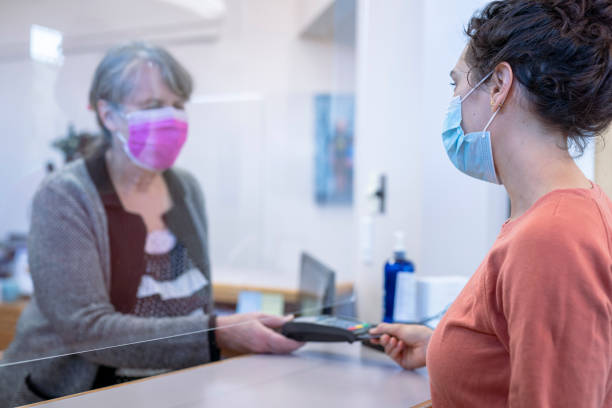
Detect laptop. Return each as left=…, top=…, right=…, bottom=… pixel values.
left=297, top=252, right=336, bottom=316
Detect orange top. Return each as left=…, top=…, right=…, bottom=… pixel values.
left=427, top=184, right=612, bottom=407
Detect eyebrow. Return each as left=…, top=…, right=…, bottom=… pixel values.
left=134, top=98, right=185, bottom=109
left=139, top=98, right=164, bottom=107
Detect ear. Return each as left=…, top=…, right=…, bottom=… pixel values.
left=489, top=62, right=513, bottom=112
left=96, top=100, right=122, bottom=134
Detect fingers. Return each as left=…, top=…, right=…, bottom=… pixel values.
left=370, top=323, right=405, bottom=337
left=388, top=341, right=404, bottom=362
left=379, top=334, right=391, bottom=347
left=264, top=329, right=305, bottom=354
left=371, top=324, right=431, bottom=371
left=379, top=335, right=408, bottom=368
left=257, top=314, right=293, bottom=329
left=371, top=324, right=434, bottom=347
left=383, top=336, right=398, bottom=354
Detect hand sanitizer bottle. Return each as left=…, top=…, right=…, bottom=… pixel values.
left=383, top=231, right=416, bottom=323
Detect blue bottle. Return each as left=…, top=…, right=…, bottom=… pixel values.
left=383, top=231, right=416, bottom=323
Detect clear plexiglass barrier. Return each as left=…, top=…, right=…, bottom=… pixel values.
left=0, top=0, right=362, bottom=405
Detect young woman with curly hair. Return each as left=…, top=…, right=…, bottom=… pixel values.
left=371, top=1, right=612, bottom=406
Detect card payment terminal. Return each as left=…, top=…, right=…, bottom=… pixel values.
left=281, top=315, right=381, bottom=343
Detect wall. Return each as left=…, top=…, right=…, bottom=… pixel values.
left=419, top=0, right=509, bottom=279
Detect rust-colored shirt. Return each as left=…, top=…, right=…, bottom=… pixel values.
left=427, top=185, right=612, bottom=407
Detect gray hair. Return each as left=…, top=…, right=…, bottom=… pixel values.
left=89, top=41, right=193, bottom=139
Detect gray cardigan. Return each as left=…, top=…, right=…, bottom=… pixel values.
left=0, top=158, right=214, bottom=407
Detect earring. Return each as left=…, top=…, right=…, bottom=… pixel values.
left=491, top=99, right=503, bottom=110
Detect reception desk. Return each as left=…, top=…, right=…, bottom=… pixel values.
left=23, top=342, right=431, bottom=408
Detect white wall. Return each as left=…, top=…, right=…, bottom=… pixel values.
left=419, top=0, right=508, bottom=279
left=353, top=0, right=424, bottom=321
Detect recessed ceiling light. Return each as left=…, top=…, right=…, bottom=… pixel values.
left=30, top=24, right=64, bottom=66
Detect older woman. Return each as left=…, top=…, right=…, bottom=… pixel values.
left=0, top=42, right=301, bottom=406
left=371, top=1, right=612, bottom=406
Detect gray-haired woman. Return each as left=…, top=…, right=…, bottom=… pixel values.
left=0, top=42, right=302, bottom=406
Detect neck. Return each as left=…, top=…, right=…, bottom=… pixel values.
left=494, top=119, right=591, bottom=221
left=105, top=144, right=158, bottom=194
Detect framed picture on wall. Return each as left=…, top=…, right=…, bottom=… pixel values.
left=314, top=94, right=354, bottom=206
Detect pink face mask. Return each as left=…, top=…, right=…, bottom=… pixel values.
left=116, top=106, right=188, bottom=171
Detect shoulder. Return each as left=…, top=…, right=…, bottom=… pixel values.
left=512, top=189, right=608, bottom=254
left=33, top=159, right=97, bottom=206
left=498, top=189, right=611, bottom=293
left=493, top=190, right=612, bottom=332
left=171, top=167, right=199, bottom=188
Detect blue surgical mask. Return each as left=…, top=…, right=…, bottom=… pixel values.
left=442, top=71, right=501, bottom=184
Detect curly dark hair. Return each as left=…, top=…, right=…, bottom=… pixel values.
left=465, top=0, right=612, bottom=153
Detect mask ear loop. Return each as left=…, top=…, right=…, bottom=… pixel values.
left=109, top=105, right=138, bottom=167
left=460, top=71, right=494, bottom=103
left=482, top=93, right=508, bottom=136
left=482, top=106, right=500, bottom=135
left=112, top=107, right=130, bottom=143
left=458, top=70, right=502, bottom=137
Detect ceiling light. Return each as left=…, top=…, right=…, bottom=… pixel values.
left=30, top=24, right=64, bottom=66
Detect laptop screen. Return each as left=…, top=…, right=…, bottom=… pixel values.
left=298, top=253, right=336, bottom=316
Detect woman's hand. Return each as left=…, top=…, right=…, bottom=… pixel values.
left=369, top=324, right=434, bottom=370
left=215, top=313, right=304, bottom=355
